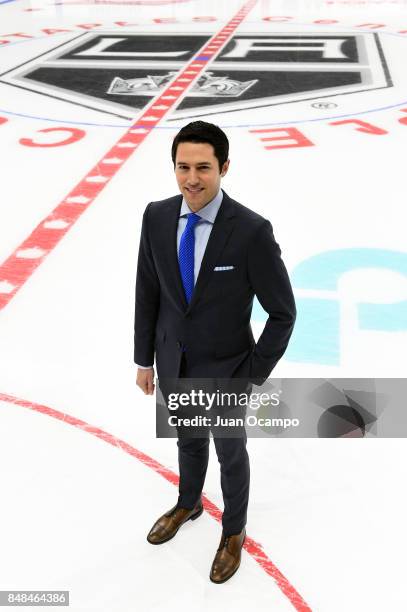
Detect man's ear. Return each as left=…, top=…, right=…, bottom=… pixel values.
left=220, top=159, right=230, bottom=177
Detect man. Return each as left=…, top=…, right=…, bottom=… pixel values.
left=134, top=121, right=296, bottom=583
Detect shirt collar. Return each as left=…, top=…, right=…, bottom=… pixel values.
left=180, top=188, right=223, bottom=224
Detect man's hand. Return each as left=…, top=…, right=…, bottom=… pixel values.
left=136, top=367, right=155, bottom=395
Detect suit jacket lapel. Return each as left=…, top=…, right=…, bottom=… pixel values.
left=159, top=191, right=237, bottom=313
left=187, top=191, right=236, bottom=313
left=159, top=194, right=188, bottom=310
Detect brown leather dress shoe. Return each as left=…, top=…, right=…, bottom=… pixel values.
left=209, top=528, right=246, bottom=584
left=146, top=500, right=203, bottom=545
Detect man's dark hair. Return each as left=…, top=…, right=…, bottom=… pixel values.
left=171, top=121, right=229, bottom=171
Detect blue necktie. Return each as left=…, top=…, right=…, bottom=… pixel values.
left=178, top=212, right=201, bottom=303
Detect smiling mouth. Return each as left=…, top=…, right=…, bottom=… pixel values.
left=186, top=187, right=204, bottom=193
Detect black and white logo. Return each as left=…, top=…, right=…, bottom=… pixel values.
left=0, top=31, right=391, bottom=119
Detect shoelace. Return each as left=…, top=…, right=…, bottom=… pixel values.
left=218, top=536, right=230, bottom=551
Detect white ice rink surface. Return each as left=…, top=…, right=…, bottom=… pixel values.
left=0, top=0, right=407, bottom=610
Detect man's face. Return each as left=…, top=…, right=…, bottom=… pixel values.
left=174, top=141, right=230, bottom=212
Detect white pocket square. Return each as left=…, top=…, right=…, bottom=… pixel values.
left=214, top=265, right=235, bottom=271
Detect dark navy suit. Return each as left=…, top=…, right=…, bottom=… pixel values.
left=134, top=189, right=296, bottom=534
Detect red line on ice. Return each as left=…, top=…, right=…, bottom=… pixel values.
left=0, top=0, right=258, bottom=310
left=0, top=390, right=312, bottom=611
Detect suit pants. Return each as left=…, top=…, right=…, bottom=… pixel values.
left=176, top=352, right=250, bottom=536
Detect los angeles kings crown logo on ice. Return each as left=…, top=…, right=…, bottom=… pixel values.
left=0, top=31, right=391, bottom=119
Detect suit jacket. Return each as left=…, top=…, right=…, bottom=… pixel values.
left=134, top=189, right=296, bottom=385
